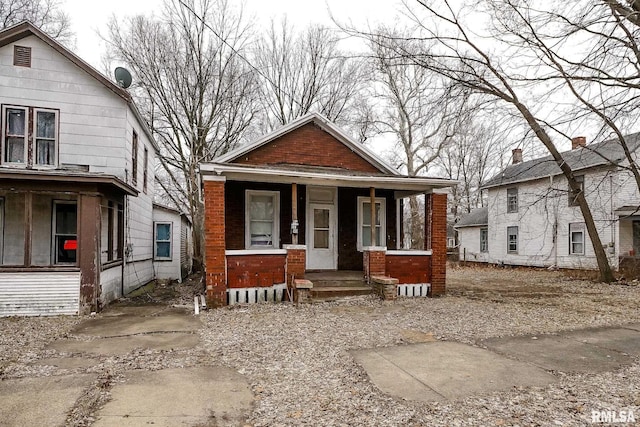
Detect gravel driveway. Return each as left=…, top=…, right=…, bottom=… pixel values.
left=2, top=266, right=640, bottom=426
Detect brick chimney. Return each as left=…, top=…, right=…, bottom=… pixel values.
left=512, top=148, right=523, bottom=164
left=571, top=136, right=586, bottom=149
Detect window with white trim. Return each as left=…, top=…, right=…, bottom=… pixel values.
left=569, top=222, right=585, bottom=255
left=507, top=226, right=518, bottom=254
left=568, top=175, right=584, bottom=207
left=507, top=187, right=518, bottom=213
left=245, top=190, right=280, bottom=249
left=53, top=201, right=77, bottom=264
left=154, top=222, right=172, bottom=260
left=357, top=196, right=386, bottom=250
left=2, top=105, right=58, bottom=166
left=480, top=227, right=488, bottom=252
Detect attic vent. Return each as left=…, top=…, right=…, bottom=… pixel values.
left=13, top=46, right=31, bottom=67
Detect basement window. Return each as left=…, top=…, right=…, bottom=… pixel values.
left=13, top=46, right=31, bottom=67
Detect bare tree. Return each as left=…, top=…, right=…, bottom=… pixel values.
left=357, top=0, right=616, bottom=281
left=0, top=0, right=72, bottom=42
left=106, top=0, right=258, bottom=269
left=367, top=33, right=475, bottom=247
left=253, top=19, right=366, bottom=130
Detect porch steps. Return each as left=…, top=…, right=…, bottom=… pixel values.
left=308, top=279, right=374, bottom=301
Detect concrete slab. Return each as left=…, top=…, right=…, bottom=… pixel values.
left=483, top=334, right=632, bottom=373
left=32, top=356, right=99, bottom=369
left=71, top=309, right=200, bottom=338
left=48, top=332, right=200, bottom=356
left=0, top=374, right=93, bottom=427
left=352, top=342, right=556, bottom=402
left=563, top=327, right=640, bottom=356
left=93, top=366, right=253, bottom=427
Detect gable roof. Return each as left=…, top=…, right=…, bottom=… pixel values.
left=482, top=133, right=640, bottom=189
left=454, top=207, right=488, bottom=228
left=0, top=21, right=159, bottom=152
left=214, top=112, right=401, bottom=175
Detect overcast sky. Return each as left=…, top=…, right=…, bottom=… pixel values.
left=62, top=0, right=402, bottom=70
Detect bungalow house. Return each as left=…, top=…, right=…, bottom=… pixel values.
left=458, top=135, right=640, bottom=272
left=0, top=21, right=159, bottom=315
left=199, top=112, right=457, bottom=306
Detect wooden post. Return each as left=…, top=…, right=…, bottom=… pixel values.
left=292, top=183, right=298, bottom=245
left=370, top=187, right=376, bottom=247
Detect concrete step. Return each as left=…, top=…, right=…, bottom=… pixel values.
left=310, top=285, right=373, bottom=300
left=311, top=280, right=368, bottom=288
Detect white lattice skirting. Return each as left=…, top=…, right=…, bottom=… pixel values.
left=227, top=283, right=287, bottom=305
left=397, top=284, right=431, bottom=297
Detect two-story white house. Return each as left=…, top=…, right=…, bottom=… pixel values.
left=0, top=21, right=162, bottom=315
left=457, top=135, right=640, bottom=273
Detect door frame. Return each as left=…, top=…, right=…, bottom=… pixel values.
left=306, top=186, right=338, bottom=270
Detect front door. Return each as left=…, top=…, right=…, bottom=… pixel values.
left=307, top=203, right=336, bottom=270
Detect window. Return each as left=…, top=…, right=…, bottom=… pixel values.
left=357, top=196, right=386, bottom=250
left=245, top=190, right=280, bottom=248
left=507, top=188, right=518, bottom=213
left=507, top=226, right=518, bottom=253
left=480, top=227, right=488, bottom=252
left=143, top=147, right=149, bottom=193
left=2, top=105, right=58, bottom=166
left=569, top=223, right=585, bottom=255
left=568, top=175, right=584, bottom=207
left=53, top=201, right=77, bottom=264
left=34, top=109, right=57, bottom=165
left=13, top=46, right=31, bottom=67
left=3, top=106, right=26, bottom=164
left=154, top=222, right=172, bottom=260
left=131, top=131, right=138, bottom=186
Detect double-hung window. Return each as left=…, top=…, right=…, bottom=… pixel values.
left=507, top=226, right=518, bottom=254
left=2, top=105, right=58, bottom=166
left=357, top=196, right=386, bottom=249
left=569, top=223, right=585, bottom=255
left=507, top=188, right=518, bottom=213
left=480, top=227, right=488, bottom=252
left=154, top=222, right=172, bottom=260
left=245, top=190, right=280, bottom=249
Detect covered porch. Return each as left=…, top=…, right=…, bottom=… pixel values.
left=0, top=169, right=136, bottom=315
left=201, top=163, right=452, bottom=306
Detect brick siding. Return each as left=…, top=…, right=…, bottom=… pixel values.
left=203, top=180, right=227, bottom=306
left=385, top=254, right=431, bottom=284
left=232, top=123, right=383, bottom=174
left=427, top=193, right=447, bottom=296
left=227, top=254, right=286, bottom=288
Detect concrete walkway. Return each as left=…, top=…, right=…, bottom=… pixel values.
left=0, top=304, right=253, bottom=427
left=353, top=324, right=640, bottom=402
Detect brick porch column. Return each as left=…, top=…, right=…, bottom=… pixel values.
left=203, top=178, right=227, bottom=307
left=426, top=192, right=447, bottom=296
left=284, top=245, right=306, bottom=285
left=363, top=246, right=386, bottom=284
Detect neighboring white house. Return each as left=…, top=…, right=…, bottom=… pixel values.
left=152, top=204, right=193, bottom=283
left=458, top=135, right=640, bottom=271
left=0, top=21, right=159, bottom=315
left=454, top=207, right=489, bottom=263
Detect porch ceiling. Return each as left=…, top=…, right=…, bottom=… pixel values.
left=200, top=163, right=458, bottom=193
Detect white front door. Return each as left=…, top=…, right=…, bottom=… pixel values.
left=307, top=203, right=337, bottom=270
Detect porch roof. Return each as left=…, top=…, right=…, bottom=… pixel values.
left=0, top=168, right=138, bottom=196
left=200, top=162, right=457, bottom=193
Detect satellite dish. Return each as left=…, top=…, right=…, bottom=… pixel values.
left=114, top=67, right=132, bottom=89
